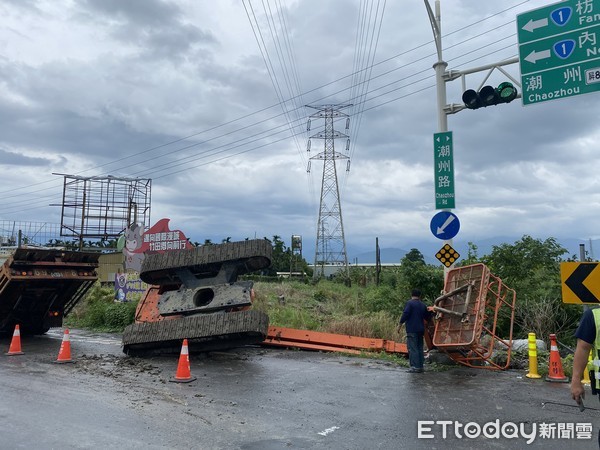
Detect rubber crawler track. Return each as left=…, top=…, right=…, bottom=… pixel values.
left=140, top=239, right=272, bottom=285
left=122, top=309, right=269, bottom=356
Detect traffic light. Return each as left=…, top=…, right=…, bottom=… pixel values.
left=462, top=82, right=518, bottom=109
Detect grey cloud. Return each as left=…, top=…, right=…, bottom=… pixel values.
left=78, top=0, right=217, bottom=61
left=0, top=149, right=50, bottom=166
left=0, top=94, right=169, bottom=168
left=109, top=21, right=217, bottom=62
left=80, top=0, right=181, bottom=27
left=0, top=0, right=42, bottom=14
left=141, top=24, right=216, bottom=60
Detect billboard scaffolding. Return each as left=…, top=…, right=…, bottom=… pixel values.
left=56, top=174, right=151, bottom=248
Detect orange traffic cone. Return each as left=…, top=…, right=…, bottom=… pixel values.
left=6, top=324, right=24, bottom=356
left=170, top=339, right=196, bottom=383
left=545, top=334, right=568, bottom=383
left=55, top=329, right=74, bottom=364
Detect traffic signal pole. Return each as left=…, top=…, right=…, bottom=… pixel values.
left=425, top=0, right=520, bottom=115
left=424, top=0, right=520, bottom=280
left=425, top=0, right=447, bottom=133
left=425, top=0, right=452, bottom=280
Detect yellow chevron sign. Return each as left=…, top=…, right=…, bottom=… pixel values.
left=561, top=262, right=600, bottom=304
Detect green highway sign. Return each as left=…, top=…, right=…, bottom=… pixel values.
left=433, top=131, right=455, bottom=210
left=517, top=0, right=600, bottom=105
left=518, top=2, right=595, bottom=43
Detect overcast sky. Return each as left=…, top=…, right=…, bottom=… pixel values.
left=0, top=0, right=598, bottom=261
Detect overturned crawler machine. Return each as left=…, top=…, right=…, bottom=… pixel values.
left=122, top=239, right=272, bottom=356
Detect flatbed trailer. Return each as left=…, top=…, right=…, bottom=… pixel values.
left=0, top=247, right=99, bottom=335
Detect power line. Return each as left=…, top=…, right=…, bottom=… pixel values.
left=0, top=3, right=530, bottom=215
left=346, top=0, right=386, bottom=191
left=0, top=2, right=528, bottom=200
left=0, top=37, right=519, bottom=215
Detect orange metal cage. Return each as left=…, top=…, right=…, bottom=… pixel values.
left=432, top=264, right=516, bottom=370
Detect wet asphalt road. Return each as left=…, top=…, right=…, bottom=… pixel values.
left=0, top=329, right=597, bottom=449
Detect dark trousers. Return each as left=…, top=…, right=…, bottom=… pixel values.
left=407, top=332, right=424, bottom=369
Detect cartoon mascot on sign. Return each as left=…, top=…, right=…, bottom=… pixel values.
left=119, top=223, right=145, bottom=273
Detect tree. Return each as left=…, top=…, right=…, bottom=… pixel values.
left=481, top=235, right=567, bottom=289
left=44, top=238, right=79, bottom=250
left=480, top=235, right=578, bottom=342
left=403, top=248, right=426, bottom=264
left=459, top=242, right=480, bottom=266
left=397, top=249, right=444, bottom=303
left=263, top=235, right=311, bottom=277
left=348, top=266, right=377, bottom=287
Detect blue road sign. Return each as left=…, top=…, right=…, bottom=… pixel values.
left=430, top=211, right=460, bottom=240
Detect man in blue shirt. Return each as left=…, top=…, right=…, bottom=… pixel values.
left=400, top=289, right=431, bottom=373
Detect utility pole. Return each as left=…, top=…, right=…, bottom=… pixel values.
left=306, top=104, right=352, bottom=281
left=424, top=0, right=520, bottom=280
left=290, top=235, right=303, bottom=278
left=425, top=0, right=448, bottom=134
left=425, top=0, right=452, bottom=279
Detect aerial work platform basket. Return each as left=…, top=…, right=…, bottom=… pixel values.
left=431, top=264, right=516, bottom=370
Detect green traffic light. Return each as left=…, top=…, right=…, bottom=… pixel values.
left=497, top=82, right=517, bottom=103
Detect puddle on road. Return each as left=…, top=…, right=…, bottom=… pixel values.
left=46, top=329, right=121, bottom=346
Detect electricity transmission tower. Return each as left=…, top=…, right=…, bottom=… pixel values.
left=306, top=104, right=352, bottom=280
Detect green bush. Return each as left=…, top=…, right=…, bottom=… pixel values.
left=363, top=286, right=403, bottom=316
left=82, top=300, right=108, bottom=328
left=65, top=282, right=139, bottom=331
left=104, top=302, right=138, bottom=328
left=313, top=289, right=328, bottom=303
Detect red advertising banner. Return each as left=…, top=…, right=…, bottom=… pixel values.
left=120, top=218, right=193, bottom=272
left=141, top=218, right=193, bottom=252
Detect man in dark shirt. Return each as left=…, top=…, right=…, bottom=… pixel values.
left=400, top=289, right=431, bottom=373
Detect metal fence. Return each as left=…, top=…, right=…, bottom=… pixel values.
left=0, top=220, right=62, bottom=247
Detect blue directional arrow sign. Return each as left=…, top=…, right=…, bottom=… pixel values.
left=430, top=211, right=460, bottom=241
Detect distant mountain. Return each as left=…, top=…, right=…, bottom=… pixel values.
left=352, top=248, right=437, bottom=265
left=348, top=237, right=600, bottom=265
left=557, top=238, right=600, bottom=260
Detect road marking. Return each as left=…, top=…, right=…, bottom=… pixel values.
left=318, top=426, right=340, bottom=436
